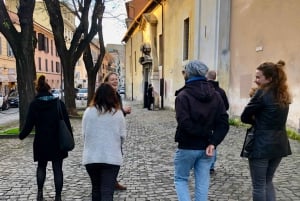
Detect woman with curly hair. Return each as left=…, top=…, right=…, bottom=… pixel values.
left=241, top=60, right=292, bottom=201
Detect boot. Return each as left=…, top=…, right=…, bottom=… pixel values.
left=55, top=194, right=62, bottom=201
left=37, top=189, right=43, bottom=201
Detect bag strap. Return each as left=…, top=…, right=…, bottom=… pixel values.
left=57, top=99, right=63, bottom=120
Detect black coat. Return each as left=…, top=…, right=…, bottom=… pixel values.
left=208, top=80, right=229, bottom=110
left=19, top=92, right=72, bottom=161
left=241, top=89, right=291, bottom=158
left=175, top=79, right=229, bottom=150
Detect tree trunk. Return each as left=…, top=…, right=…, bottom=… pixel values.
left=61, top=57, right=77, bottom=116
left=0, top=0, right=36, bottom=129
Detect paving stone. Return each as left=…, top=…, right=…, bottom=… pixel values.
left=0, top=101, right=299, bottom=200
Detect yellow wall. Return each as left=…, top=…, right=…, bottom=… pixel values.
left=124, top=0, right=196, bottom=106
left=230, top=0, right=300, bottom=128
left=163, top=0, right=195, bottom=108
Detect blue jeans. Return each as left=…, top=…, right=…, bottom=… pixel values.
left=248, top=157, right=282, bottom=201
left=174, top=149, right=213, bottom=201
left=210, top=149, right=217, bottom=170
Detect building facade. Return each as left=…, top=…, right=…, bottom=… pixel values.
left=123, top=0, right=300, bottom=130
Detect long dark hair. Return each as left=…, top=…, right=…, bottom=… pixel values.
left=90, top=83, right=120, bottom=114
left=35, top=75, right=51, bottom=93
left=257, top=60, right=292, bottom=106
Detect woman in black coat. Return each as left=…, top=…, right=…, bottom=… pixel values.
left=241, top=60, right=292, bottom=201
left=19, top=75, right=73, bottom=201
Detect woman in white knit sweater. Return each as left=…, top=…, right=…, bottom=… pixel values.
left=82, top=83, right=126, bottom=201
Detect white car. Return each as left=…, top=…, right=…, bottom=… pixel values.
left=76, top=88, right=88, bottom=100
left=0, top=93, right=3, bottom=109
left=51, top=89, right=62, bottom=99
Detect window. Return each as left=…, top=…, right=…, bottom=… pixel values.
left=38, top=33, right=45, bottom=51
left=45, top=37, right=49, bottom=53
left=50, top=40, right=53, bottom=55
left=38, top=57, right=42, bottom=71
left=183, top=17, right=189, bottom=60
left=159, top=34, right=163, bottom=66
left=56, top=62, right=60, bottom=73
left=7, top=43, right=14, bottom=57
left=45, top=59, right=48, bottom=72
left=51, top=61, right=54, bottom=72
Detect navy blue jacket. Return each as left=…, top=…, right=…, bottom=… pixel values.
left=175, top=78, right=229, bottom=150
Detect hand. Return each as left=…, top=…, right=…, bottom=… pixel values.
left=123, top=106, right=131, bottom=114
left=206, top=144, right=215, bottom=157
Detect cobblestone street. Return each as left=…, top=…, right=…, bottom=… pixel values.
left=0, top=101, right=299, bottom=200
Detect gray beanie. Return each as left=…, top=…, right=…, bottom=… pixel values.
left=184, top=60, right=209, bottom=79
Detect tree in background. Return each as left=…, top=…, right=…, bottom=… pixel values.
left=0, top=0, right=36, bottom=128
left=44, top=0, right=105, bottom=115
left=73, top=0, right=106, bottom=105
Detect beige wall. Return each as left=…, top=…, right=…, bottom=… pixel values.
left=230, top=0, right=300, bottom=128
left=125, top=32, right=144, bottom=101
left=124, top=0, right=227, bottom=108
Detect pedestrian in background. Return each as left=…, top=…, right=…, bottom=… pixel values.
left=147, top=83, right=154, bottom=110
left=19, top=75, right=72, bottom=201
left=82, top=83, right=126, bottom=201
left=241, top=60, right=292, bottom=201
left=206, top=70, right=229, bottom=174
left=104, top=72, right=130, bottom=190
left=174, top=60, right=229, bottom=201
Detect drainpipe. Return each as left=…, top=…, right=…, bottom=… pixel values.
left=155, top=0, right=164, bottom=109
left=131, top=39, right=134, bottom=101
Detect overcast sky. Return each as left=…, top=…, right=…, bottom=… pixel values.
left=102, top=0, right=128, bottom=45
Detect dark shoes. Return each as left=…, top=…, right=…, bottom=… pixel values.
left=210, top=169, right=215, bottom=175
left=115, top=182, right=127, bottom=190
left=37, top=190, right=61, bottom=201
left=37, top=190, right=43, bottom=201
left=55, top=195, right=62, bottom=201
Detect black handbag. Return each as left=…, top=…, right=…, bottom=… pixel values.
left=57, top=100, right=75, bottom=151
left=240, top=126, right=255, bottom=158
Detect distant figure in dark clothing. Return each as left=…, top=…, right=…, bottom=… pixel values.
left=206, top=70, right=229, bottom=110
left=206, top=70, right=229, bottom=175
left=147, top=84, right=154, bottom=110
left=19, top=75, right=73, bottom=201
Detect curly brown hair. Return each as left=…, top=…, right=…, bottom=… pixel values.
left=256, top=60, right=292, bottom=106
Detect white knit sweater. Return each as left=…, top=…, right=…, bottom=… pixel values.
left=82, top=107, right=126, bottom=166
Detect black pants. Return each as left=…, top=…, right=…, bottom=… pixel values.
left=37, top=159, right=63, bottom=196
left=85, top=163, right=120, bottom=201
left=147, top=97, right=154, bottom=110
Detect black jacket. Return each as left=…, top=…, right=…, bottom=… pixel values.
left=208, top=80, right=229, bottom=110
left=19, top=92, right=72, bottom=161
left=241, top=89, right=291, bottom=158
left=175, top=79, right=229, bottom=150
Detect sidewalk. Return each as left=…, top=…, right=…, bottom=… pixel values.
left=0, top=101, right=299, bottom=200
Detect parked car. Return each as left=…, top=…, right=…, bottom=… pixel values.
left=51, top=88, right=62, bottom=99
left=7, top=91, right=19, bottom=108
left=118, top=87, right=125, bottom=94
left=0, top=93, right=9, bottom=110
left=76, top=88, right=88, bottom=100
left=0, top=93, right=3, bottom=110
